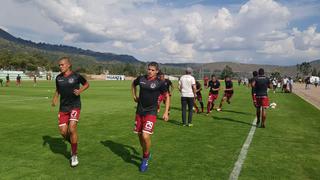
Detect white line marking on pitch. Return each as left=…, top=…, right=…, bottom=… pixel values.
left=229, top=117, right=257, bottom=180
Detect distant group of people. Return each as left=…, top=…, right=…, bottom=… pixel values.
left=0, top=74, right=37, bottom=87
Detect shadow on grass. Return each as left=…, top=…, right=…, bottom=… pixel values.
left=221, top=109, right=253, bottom=115
left=213, top=116, right=253, bottom=126
left=42, top=135, right=69, bottom=159
left=100, top=140, right=141, bottom=168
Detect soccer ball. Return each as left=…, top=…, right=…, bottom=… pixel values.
left=269, top=102, right=277, bottom=109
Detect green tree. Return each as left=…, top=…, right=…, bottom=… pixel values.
left=220, top=65, right=234, bottom=79
left=271, top=71, right=281, bottom=79
left=297, top=62, right=312, bottom=76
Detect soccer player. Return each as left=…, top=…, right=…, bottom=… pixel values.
left=206, top=75, right=220, bottom=115
left=249, top=71, right=258, bottom=108
left=5, top=74, right=10, bottom=87
left=217, top=76, right=233, bottom=111
left=16, top=74, right=21, bottom=87
left=252, top=68, right=271, bottom=128
left=178, top=67, right=196, bottom=126
left=0, top=78, right=3, bottom=87
left=157, top=72, right=174, bottom=114
left=51, top=57, right=89, bottom=167
left=194, top=80, right=204, bottom=113
left=131, top=62, right=169, bottom=172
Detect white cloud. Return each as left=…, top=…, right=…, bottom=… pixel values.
left=1, top=0, right=319, bottom=65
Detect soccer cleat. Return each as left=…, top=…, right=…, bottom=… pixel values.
left=182, top=124, right=187, bottom=126
left=216, top=108, right=222, bottom=112
left=70, top=155, right=79, bottom=167
left=140, top=155, right=151, bottom=172
left=227, top=100, right=231, bottom=104
left=188, top=123, right=193, bottom=127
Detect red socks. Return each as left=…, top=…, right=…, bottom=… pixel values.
left=71, top=143, right=78, bottom=155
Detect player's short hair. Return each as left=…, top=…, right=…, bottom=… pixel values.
left=253, top=71, right=258, bottom=77
left=211, top=74, right=216, bottom=78
left=148, top=62, right=159, bottom=70
left=186, top=67, right=193, bottom=74
left=258, top=68, right=264, bottom=75
left=59, top=57, right=72, bottom=68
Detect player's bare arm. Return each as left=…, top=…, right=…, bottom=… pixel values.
left=74, top=82, right=90, bottom=96
left=51, top=90, right=59, bottom=107
left=131, top=81, right=139, bottom=102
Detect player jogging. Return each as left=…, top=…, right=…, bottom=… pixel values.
left=131, top=62, right=169, bottom=172
left=252, top=68, right=271, bottom=128
left=157, top=72, right=174, bottom=114
left=206, top=75, right=220, bottom=115
left=51, top=57, right=89, bottom=167
left=217, top=76, right=234, bottom=111
left=194, top=81, right=204, bottom=113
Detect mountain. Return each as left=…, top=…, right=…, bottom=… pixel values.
left=0, top=28, right=140, bottom=63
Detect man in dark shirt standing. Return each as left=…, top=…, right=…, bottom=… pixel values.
left=194, top=81, right=204, bottom=113
left=131, top=62, right=169, bottom=172
left=157, top=72, right=174, bottom=113
left=252, top=68, right=271, bottom=128
left=217, top=76, right=233, bottom=111
left=5, top=74, right=10, bottom=87
left=51, top=57, right=89, bottom=167
left=206, top=75, right=220, bottom=115
left=16, top=74, right=21, bottom=87
left=249, top=71, right=258, bottom=108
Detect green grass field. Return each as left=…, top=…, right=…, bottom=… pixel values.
left=0, top=80, right=319, bottom=179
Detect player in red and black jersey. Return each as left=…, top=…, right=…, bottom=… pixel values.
left=51, top=57, right=89, bottom=167
left=252, top=68, right=271, bottom=128
left=132, top=62, right=169, bottom=172
left=157, top=72, right=174, bottom=113
left=217, top=76, right=233, bottom=111
left=249, top=71, right=258, bottom=108
left=206, top=75, right=220, bottom=115
left=194, top=81, right=204, bottom=113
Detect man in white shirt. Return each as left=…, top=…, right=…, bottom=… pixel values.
left=178, top=67, right=197, bottom=126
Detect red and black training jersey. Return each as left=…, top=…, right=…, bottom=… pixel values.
left=208, top=80, right=220, bottom=94
left=254, top=76, right=270, bottom=97
left=133, top=75, right=167, bottom=115
left=224, top=80, right=233, bottom=93
left=164, top=79, right=172, bottom=93
left=56, top=72, right=87, bottom=112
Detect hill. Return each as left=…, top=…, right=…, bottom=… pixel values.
left=0, top=28, right=139, bottom=64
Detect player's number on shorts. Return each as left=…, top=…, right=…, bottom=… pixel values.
left=145, top=121, right=153, bottom=130
left=71, top=110, right=77, bottom=118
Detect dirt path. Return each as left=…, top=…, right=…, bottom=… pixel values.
left=292, top=83, right=320, bottom=110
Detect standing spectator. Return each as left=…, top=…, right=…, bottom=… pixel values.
left=16, top=74, right=21, bottom=87
left=305, top=77, right=310, bottom=89
left=288, top=77, right=293, bottom=93
left=272, top=78, right=277, bottom=93
left=178, top=67, right=196, bottom=127
left=5, top=74, right=10, bottom=87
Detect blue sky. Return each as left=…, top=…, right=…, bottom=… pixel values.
left=0, top=0, right=320, bottom=65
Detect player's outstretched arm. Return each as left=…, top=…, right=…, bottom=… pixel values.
left=52, top=91, right=59, bottom=107
left=162, top=92, right=170, bottom=121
